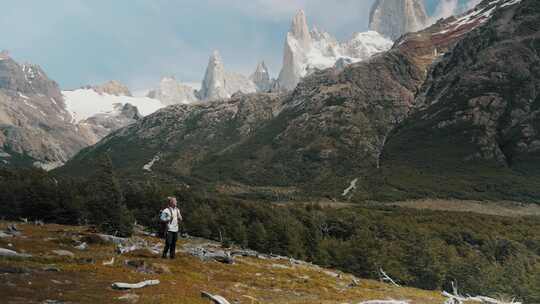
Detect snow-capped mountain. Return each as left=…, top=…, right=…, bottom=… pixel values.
left=276, top=10, right=393, bottom=91
left=146, top=76, right=199, bottom=105
left=0, top=52, right=87, bottom=170
left=62, top=87, right=163, bottom=124
left=198, top=51, right=257, bottom=101
left=62, top=85, right=166, bottom=146
left=250, top=61, right=273, bottom=92
left=369, top=0, right=429, bottom=40
left=0, top=55, right=169, bottom=170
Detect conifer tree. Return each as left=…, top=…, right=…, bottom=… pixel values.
left=86, top=154, right=134, bottom=236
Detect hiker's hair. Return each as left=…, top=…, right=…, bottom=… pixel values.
left=167, top=196, right=177, bottom=204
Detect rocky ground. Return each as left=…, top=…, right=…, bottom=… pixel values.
left=0, top=221, right=446, bottom=304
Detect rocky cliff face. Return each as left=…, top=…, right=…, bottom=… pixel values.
left=146, top=76, right=198, bottom=105
left=77, top=103, right=142, bottom=144
left=276, top=10, right=392, bottom=91
left=198, top=51, right=257, bottom=101
left=369, top=0, right=429, bottom=40
left=0, top=54, right=86, bottom=169
left=0, top=54, right=160, bottom=169
left=378, top=0, right=540, bottom=201
left=84, top=80, right=132, bottom=97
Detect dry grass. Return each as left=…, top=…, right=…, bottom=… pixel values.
left=390, top=199, right=540, bottom=218
left=0, top=221, right=445, bottom=304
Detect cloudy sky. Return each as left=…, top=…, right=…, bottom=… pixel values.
left=1, top=0, right=465, bottom=90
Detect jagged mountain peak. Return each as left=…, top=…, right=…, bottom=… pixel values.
left=254, top=61, right=268, bottom=74
left=0, top=56, right=63, bottom=102
left=199, top=51, right=257, bottom=101
left=147, top=76, right=198, bottom=105
left=369, top=0, right=429, bottom=40
left=84, top=80, right=132, bottom=97
left=250, top=61, right=273, bottom=92
left=276, top=10, right=392, bottom=91
left=0, top=55, right=85, bottom=169
left=210, top=50, right=223, bottom=65
left=199, top=50, right=228, bottom=101
left=290, top=9, right=311, bottom=48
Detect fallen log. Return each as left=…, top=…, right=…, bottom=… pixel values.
left=0, top=248, right=32, bottom=258
left=111, top=279, right=160, bottom=290
left=201, top=291, right=231, bottom=304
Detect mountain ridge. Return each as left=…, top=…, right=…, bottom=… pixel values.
left=55, top=0, right=531, bottom=202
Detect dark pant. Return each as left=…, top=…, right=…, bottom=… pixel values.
left=162, top=231, right=178, bottom=258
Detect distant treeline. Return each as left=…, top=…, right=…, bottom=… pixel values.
left=0, top=156, right=539, bottom=302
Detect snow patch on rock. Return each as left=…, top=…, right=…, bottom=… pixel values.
left=143, top=154, right=161, bottom=172
left=33, top=160, right=64, bottom=171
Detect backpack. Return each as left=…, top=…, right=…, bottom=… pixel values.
left=158, top=208, right=172, bottom=239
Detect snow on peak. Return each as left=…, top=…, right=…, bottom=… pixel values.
left=22, top=64, right=42, bottom=83
left=277, top=11, right=392, bottom=91
left=62, top=89, right=164, bottom=123
left=434, top=0, right=521, bottom=37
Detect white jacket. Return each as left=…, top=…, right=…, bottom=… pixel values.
left=160, top=207, right=182, bottom=232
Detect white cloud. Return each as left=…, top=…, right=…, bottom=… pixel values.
left=466, top=0, right=483, bottom=10
left=203, top=0, right=375, bottom=36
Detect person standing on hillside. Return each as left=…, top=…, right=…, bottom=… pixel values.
left=160, top=196, right=183, bottom=259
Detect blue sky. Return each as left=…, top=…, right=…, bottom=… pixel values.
left=1, top=0, right=448, bottom=90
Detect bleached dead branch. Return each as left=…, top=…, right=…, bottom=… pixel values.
left=201, top=291, right=231, bottom=304
left=379, top=268, right=400, bottom=287
left=111, top=279, right=160, bottom=290
left=443, top=281, right=522, bottom=304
